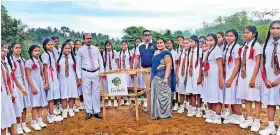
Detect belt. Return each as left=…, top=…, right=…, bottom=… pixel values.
left=82, top=67, right=99, bottom=73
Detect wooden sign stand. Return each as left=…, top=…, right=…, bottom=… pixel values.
left=99, top=69, right=150, bottom=121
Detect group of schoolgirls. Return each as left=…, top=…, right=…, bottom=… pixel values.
left=1, top=38, right=86, bottom=135
left=100, top=38, right=148, bottom=108
left=170, top=20, right=280, bottom=135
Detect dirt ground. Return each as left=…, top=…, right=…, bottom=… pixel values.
left=25, top=104, right=280, bottom=135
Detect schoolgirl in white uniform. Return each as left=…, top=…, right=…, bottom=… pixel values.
left=186, top=36, right=203, bottom=117
left=237, top=26, right=262, bottom=132
left=259, top=20, right=280, bottom=135
left=130, top=38, right=145, bottom=105
left=25, top=45, right=48, bottom=131
left=118, top=41, right=133, bottom=105
left=73, top=40, right=85, bottom=110
left=222, top=29, right=244, bottom=125
left=57, top=42, right=79, bottom=118
left=103, top=40, right=120, bottom=107
left=8, top=42, right=32, bottom=134
left=1, top=43, right=16, bottom=135
left=203, top=33, right=224, bottom=124
left=41, top=38, right=63, bottom=123
left=172, top=36, right=185, bottom=111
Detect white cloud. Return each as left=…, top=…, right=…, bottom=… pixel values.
left=5, top=0, right=280, bottom=38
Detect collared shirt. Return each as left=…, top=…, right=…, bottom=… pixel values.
left=53, top=47, right=61, bottom=60
left=76, top=44, right=104, bottom=78
left=135, top=40, right=156, bottom=68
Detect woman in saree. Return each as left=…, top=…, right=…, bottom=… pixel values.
left=150, top=38, right=176, bottom=120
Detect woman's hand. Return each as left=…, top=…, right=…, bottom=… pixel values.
left=163, top=78, right=168, bottom=85
left=31, top=86, right=38, bottom=95
left=219, top=79, right=225, bottom=89
left=44, top=83, right=50, bottom=90
left=19, top=87, right=28, bottom=96
left=225, top=78, right=233, bottom=88
left=249, top=77, right=256, bottom=88
left=264, top=79, right=272, bottom=88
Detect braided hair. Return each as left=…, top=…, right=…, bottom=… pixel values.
left=7, top=42, right=24, bottom=69
left=28, top=45, right=42, bottom=64
left=42, top=38, right=53, bottom=67
left=263, top=20, right=280, bottom=66
left=206, top=33, right=218, bottom=60
left=244, top=25, right=259, bottom=48
left=57, top=42, right=76, bottom=64
left=104, top=40, right=115, bottom=68
left=225, top=29, right=239, bottom=58
left=187, top=35, right=200, bottom=65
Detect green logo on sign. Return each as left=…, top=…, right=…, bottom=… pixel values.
left=112, top=77, right=121, bottom=86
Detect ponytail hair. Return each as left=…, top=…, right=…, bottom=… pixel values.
left=263, top=20, right=280, bottom=66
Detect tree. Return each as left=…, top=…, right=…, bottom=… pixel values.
left=252, top=9, right=279, bottom=24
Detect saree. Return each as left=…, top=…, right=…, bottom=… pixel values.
left=150, top=50, right=176, bottom=120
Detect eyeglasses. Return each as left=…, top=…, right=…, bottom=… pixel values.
left=86, top=38, right=92, bottom=40
left=55, top=41, right=59, bottom=43
left=144, top=34, right=151, bottom=37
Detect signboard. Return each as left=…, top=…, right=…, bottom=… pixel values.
left=107, top=73, right=128, bottom=96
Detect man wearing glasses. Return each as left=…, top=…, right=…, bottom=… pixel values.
left=134, top=30, right=157, bottom=111
left=76, top=33, right=104, bottom=120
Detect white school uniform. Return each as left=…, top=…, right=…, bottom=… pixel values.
left=176, top=49, right=185, bottom=92
left=7, top=59, right=23, bottom=117
left=76, top=45, right=104, bottom=114
left=58, top=55, right=78, bottom=99
left=201, top=51, right=207, bottom=101
left=103, top=50, right=119, bottom=91
left=186, top=47, right=203, bottom=95
left=41, top=51, right=60, bottom=101
left=236, top=40, right=263, bottom=102
left=25, top=58, right=48, bottom=107
left=202, top=46, right=223, bottom=103
left=119, top=50, right=134, bottom=87
left=223, top=43, right=242, bottom=104
left=131, top=47, right=145, bottom=88
left=261, top=39, right=280, bottom=105
left=176, top=49, right=187, bottom=94
left=75, top=50, right=83, bottom=96
left=170, top=49, right=179, bottom=71
left=1, top=62, right=17, bottom=129
left=11, top=55, right=31, bottom=109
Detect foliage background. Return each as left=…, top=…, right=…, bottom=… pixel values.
left=1, top=5, right=279, bottom=58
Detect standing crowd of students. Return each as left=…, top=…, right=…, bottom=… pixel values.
left=1, top=20, right=280, bottom=135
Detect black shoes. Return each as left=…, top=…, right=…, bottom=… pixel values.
left=85, top=113, right=92, bottom=120
left=94, top=113, right=103, bottom=119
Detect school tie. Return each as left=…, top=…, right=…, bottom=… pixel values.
left=181, top=52, right=187, bottom=76
left=189, top=50, right=194, bottom=77
left=223, top=47, right=229, bottom=78
left=65, top=55, right=69, bottom=77
left=38, top=61, right=44, bottom=79
left=108, top=52, right=112, bottom=70
left=122, top=50, right=126, bottom=69
left=272, top=42, right=280, bottom=75
left=241, top=46, right=249, bottom=79
left=203, top=51, right=210, bottom=77
left=88, top=46, right=95, bottom=70
left=17, top=59, right=25, bottom=86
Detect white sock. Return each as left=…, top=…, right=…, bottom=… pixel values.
left=17, top=123, right=22, bottom=129
left=37, top=117, right=43, bottom=123
left=21, top=122, right=27, bottom=127
left=254, top=118, right=260, bottom=123
left=224, top=108, right=229, bottom=111
left=80, top=102, right=84, bottom=106
left=268, top=121, right=275, bottom=127
left=247, top=116, right=253, bottom=121
left=31, top=120, right=37, bottom=125
left=192, top=107, right=196, bottom=111
left=215, top=114, right=221, bottom=120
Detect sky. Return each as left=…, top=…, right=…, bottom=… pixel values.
left=2, top=0, right=280, bottom=38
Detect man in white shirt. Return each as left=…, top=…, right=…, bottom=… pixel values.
left=76, top=33, right=104, bottom=120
